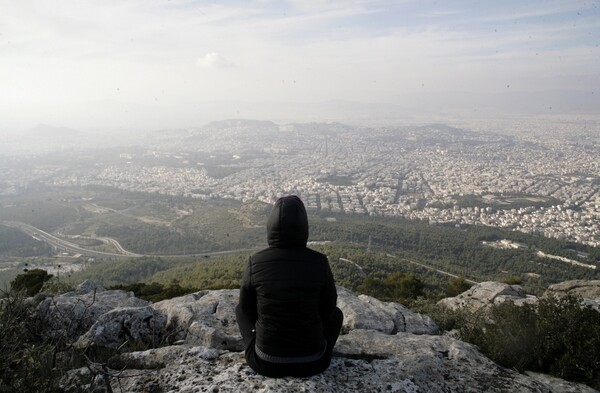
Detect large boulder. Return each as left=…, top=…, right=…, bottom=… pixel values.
left=545, top=280, right=600, bottom=311
left=437, top=281, right=538, bottom=311
left=36, top=280, right=149, bottom=343
left=337, top=286, right=395, bottom=333
left=74, top=305, right=167, bottom=351
left=152, top=289, right=243, bottom=351
left=338, top=287, right=439, bottom=335
left=75, top=279, right=104, bottom=295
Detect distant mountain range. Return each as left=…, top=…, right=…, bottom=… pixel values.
left=4, top=88, right=598, bottom=133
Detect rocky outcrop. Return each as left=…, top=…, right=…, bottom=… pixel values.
left=152, top=289, right=243, bottom=351
left=438, top=280, right=600, bottom=313
left=338, top=287, right=439, bottom=335
left=40, top=281, right=597, bottom=393
left=63, top=331, right=597, bottom=393
left=37, top=279, right=149, bottom=343
left=74, top=305, right=167, bottom=351
left=545, top=280, right=600, bottom=311
left=437, top=281, right=538, bottom=311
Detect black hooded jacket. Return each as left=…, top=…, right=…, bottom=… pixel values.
left=238, top=196, right=338, bottom=358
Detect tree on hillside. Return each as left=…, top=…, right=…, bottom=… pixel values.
left=357, top=272, right=424, bottom=302
left=384, top=272, right=424, bottom=300
left=11, top=269, right=53, bottom=296
left=446, top=276, right=473, bottom=297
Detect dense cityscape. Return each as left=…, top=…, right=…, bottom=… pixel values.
left=2, top=119, right=599, bottom=247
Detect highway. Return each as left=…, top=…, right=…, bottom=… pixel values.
left=2, top=220, right=135, bottom=259
left=2, top=221, right=479, bottom=283
left=1, top=221, right=258, bottom=260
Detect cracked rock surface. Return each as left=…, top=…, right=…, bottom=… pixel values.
left=43, top=281, right=597, bottom=393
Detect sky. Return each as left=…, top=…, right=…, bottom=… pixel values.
left=1, top=0, right=599, bottom=132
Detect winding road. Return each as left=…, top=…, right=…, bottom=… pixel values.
left=1, top=221, right=257, bottom=260
left=387, top=253, right=479, bottom=284
left=2, top=221, right=480, bottom=284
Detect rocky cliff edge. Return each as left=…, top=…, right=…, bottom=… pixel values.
left=36, top=280, right=598, bottom=393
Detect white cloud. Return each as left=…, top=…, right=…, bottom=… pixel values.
left=196, top=52, right=234, bottom=68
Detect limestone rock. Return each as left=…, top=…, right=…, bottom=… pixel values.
left=438, top=281, right=538, bottom=311
left=75, top=279, right=106, bottom=295
left=152, top=289, right=243, bottom=351
left=74, top=305, right=167, bottom=350
left=545, top=280, right=600, bottom=311
left=97, top=337, right=597, bottom=393
left=337, top=286, right=395, bottom=333
left=334, top=329, right=597, bottom=393
left=337, top=287, right=438, bottom=335
left=53, top=281, right=598, bottom=393
left=526, top=371, right=600, bottom=393
left=360, top=294, right=439, bottom=335
left=37, top=286, right=149, bottom=342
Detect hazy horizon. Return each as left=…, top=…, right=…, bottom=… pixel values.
left=1, top=0, right=599, bottom=133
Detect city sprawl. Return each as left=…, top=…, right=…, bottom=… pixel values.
left=2, top=119, right=599, bottom=246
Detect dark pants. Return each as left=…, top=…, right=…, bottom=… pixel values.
left=235, top=304, right=343, bottom=378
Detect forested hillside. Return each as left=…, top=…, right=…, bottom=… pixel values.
left=2, top=185, right=599, bottom=297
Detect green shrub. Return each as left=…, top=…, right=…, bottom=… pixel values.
left=534, top=295, right=600, bottom=385
left=502, top=276, right=522, bottom=285
left=436, top=295, right=600, bottom=390
left=410, top=299, right=469, bottom=332
left=109, top=282, right=198, bottom=302
left=11, top=269, right=53, bottom=296
left=445, top=276, right=473, bottom=297
left=459, top=301, right=538, bottom=372
left=0, top=291, right=60, bottom=392
left=1, top=279, right=192, bottom=392
left=40, top=278, right=74, bottom=296
left=357, top=272, right=424, bottom=303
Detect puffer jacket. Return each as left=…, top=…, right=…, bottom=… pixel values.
left=238, top=196, right=338, bottom=358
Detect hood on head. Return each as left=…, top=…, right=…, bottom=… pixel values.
left=267, top=195, right=309, bottom=247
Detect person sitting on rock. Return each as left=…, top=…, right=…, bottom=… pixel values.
left=235, top=195, right=343, bottom=377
